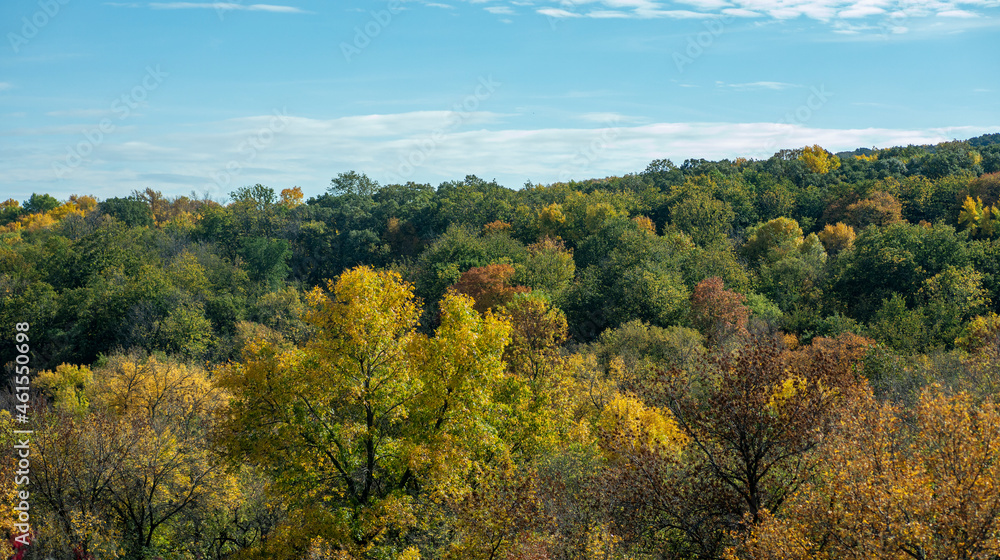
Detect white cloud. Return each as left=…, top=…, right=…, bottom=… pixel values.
left=0, top=82, right=12, bottom=91
left=4, top=110, right=996, bottom=201
left=510, top=0, right=1000, bottom=28
left=45, top=109, right=114, bottom=118
left=717, top=81, right=801, bottom=90
left=722, top=7, right=761, bottom=16
left=578, top=111, right=642, bottom=122
left=839, top=5, right=886, bottom=18
left=537, top=7, right=581, bottom=16
left=108, top=2, right=308, bottom=13
left=938, top=9, right=977, bottom=17
left=485, top=5, right=515, bottom=13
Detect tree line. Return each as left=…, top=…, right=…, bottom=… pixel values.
left=3, top=133, right=1000, bottom=559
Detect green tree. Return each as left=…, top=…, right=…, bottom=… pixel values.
left=670, top=190, right=735, bottom=246
left=329, top=170, right=381, bottom=197
left=98, top=197, right=154, bottom=228
left=25, top=192, right=61, bottom=214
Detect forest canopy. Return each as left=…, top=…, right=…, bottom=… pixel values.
left=5, top=133, right=1000, bottom=559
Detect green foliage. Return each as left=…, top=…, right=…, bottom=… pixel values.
left=98, top=196, right=154, bottom=228
left=670, top=189, right=735, bottom=246
left=568, top=217, right=691, bottom=338
left=329, top=170, right=381, bottom=197
left=512, top=236, right=576, bottom=304
left=832, top=222, right=969, bottom=321
left=25, top=192, right=61, bottom=214
left=416, top=223, right=527, bottom=301
left=13, top=134, right=1000, bottom=559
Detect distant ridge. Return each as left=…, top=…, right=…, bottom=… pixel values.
left=836, top=132, right=1000, bottom=159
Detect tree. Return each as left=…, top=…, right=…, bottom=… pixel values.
left=568, top=217, right=691, bottom=338
left=670, top=191, right=735, bottom=246
left=799, top=145, right=841, bottom=175
left=280, top=187, right=304, bottom=208
left=604, top=335, right=865, bottom=558
left=218, top=266, right=512, bottom=558
left=25, top=192, right=61, bottom=214
left=817, top=222, right=855, bottom=256
left=33, top=355, right=230, bottom=560
left=741, top=217, right=804, bottom=266
left=98, top=197, right=154, bottom=228
left=731, top=386, right=1000, bottom=560
left=831, top=222, right=970, bottom=322
left=689, top=277, right=749, bottom=345
left=329, top=171, right=381, bottom=197
left=921, top=264, right=990, bottom=348
left=959, top=196, right=999, bottom=238
left=512, top=236, right=576, bottom=305
left=415, top=223, right=528, bottom=302
left=845, top=191, right=903, bottom=229
left=451, top=263, right=530, bottom=313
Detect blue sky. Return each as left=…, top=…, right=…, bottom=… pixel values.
left=1, top=0, right=999, bottom=202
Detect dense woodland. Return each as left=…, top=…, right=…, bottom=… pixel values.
left=4, top=133, right=1000, bottom=559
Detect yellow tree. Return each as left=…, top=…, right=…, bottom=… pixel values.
left=959, top=196, right=999, bottom=237
left=732, top=385, right=1000, bottom=560
left=817, top=222, right=855, bottom=256
left=32, top=355, right=231, bottom=560
left=799, top=145, right=841, bottom=174
left=218, top=266, right=511, bottom=558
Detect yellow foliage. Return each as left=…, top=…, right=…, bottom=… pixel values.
left=89, top=354, right=221, bottom=420
left=280, top=186, right=304, bottom=208
left=959, top=195, right=999, bottom=237
left=17, top=211, right=56, bottom=231
left=799, top=145, right=841, bottom=174
left=0, top=411, right=17, bottom=560
left=537, top=203, right=567, bottom=238
left=482, top=220, right=512, bottom=235
left=223, top=266, right=516, bottom=555
left=732, top=386, right=1000, bottom=560
left=69, top=194, right=97, bottom=211
left=957, top=312, right=1000, bottom=350
left=596, top=393, right=688, bottom=461
left=817, top=222, right=855, bottom=255
left=397, top=546, right=421, bottom=560
left=584, top=202, right=622, bottom=233
left=766, top=376, right=804, bottom=413
left=36, top=363, right=93, bottom=415
left=632, top=215, right=656, bottom=234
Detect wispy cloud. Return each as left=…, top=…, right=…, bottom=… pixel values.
left=717, top=81, right=801, bottom=90
left=578, top=111, right=640, bottom=123
left=0, top=82, right=12, bottom=92
left=485, top=6, right=514, bottom=14
left=106, top=2, right=307, bottom=13
left=5, top=109, right=996, bottom=201
left=45, top=109, right=114, bottom=118
left=508, top=0, right=1000, bottom=29
left=537, top=7, right=581, bottom=17
left=937, top=9, right=977, bottom=18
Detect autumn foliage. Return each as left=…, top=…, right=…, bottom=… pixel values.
left=6, top=135, right=1000, bottom=558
